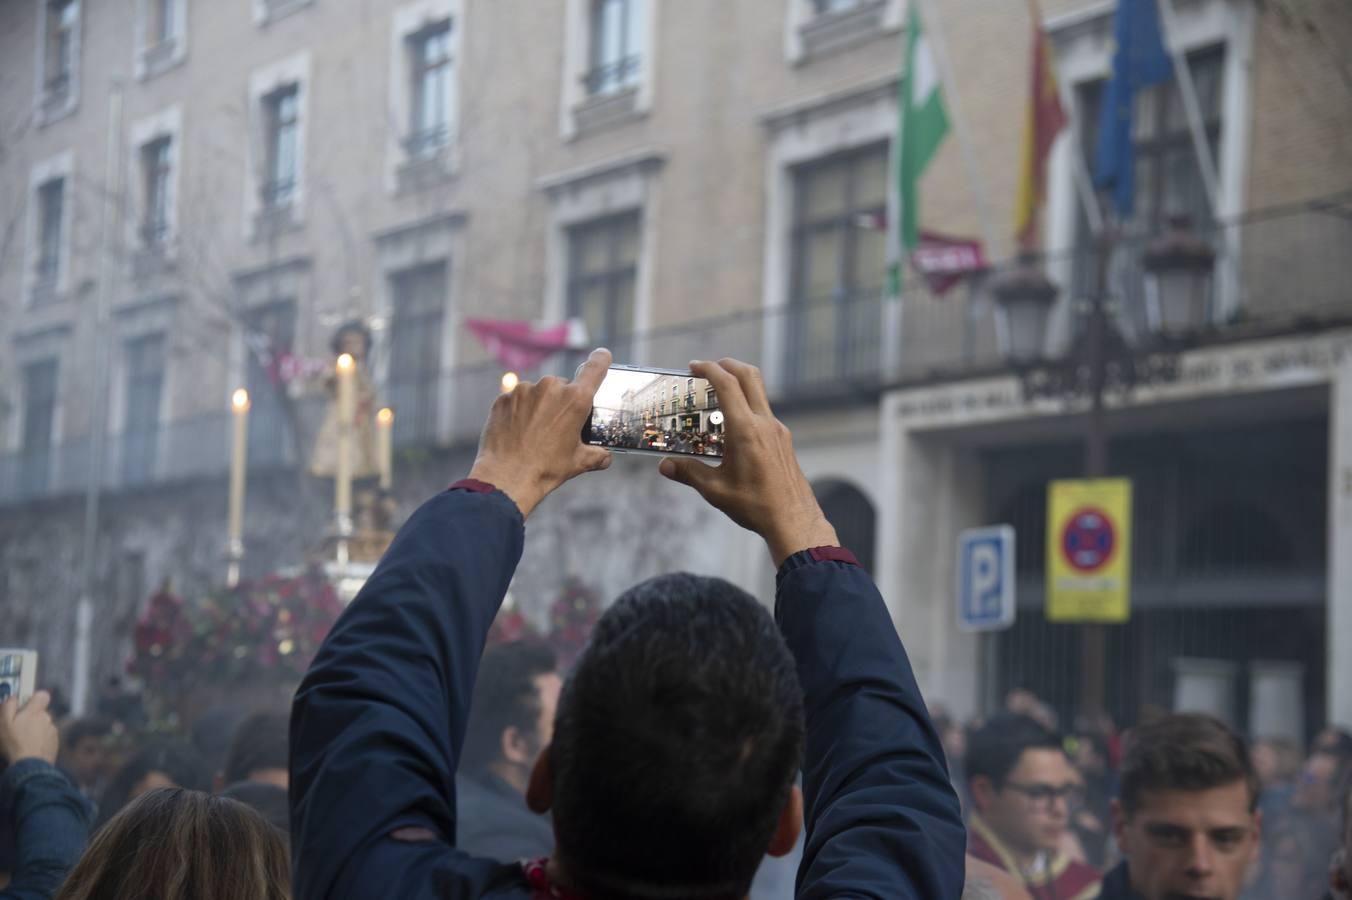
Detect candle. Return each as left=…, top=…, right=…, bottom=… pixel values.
left=376, top=407, right=394, bottom=490
left=227, top=388, right=250, bottom=586
left=501, top=371, right=520, bottom=394
left=335, top=353, right=355, bottom=527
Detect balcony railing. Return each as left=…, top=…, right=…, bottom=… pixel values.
left=583, top=55, right=640, bottom=96
left=0, top=203, right=1345, bottom=507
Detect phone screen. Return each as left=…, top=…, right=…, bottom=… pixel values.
left=585, top=366, right=725, bottom=458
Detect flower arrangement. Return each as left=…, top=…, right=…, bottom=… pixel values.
left=127, top=568, right=344, bottom=693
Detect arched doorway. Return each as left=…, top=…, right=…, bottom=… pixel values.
left=812, top=479, right=877, bottom=575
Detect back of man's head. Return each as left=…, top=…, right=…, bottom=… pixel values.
left=462, top=641, right=558, bottom=775
left=223, top=711, right=290, bottom=788
left=965, top=713, right=1062, bottom=790
left=1119, top=713, right=1257, bottom=815
left=550, top=573, right=804, bottom=900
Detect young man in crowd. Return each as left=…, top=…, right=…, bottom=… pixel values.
left=56, top=717, right=112, bottom=804
left=1099, top=713, right=1262, bottom=900
left=1296, top=734, right=1352, bottom=831
left=289, top=351, right=965, bottom=899
left=455, top=642, right=559, bottom=862
left=965, top=713, right=1101, bottom=900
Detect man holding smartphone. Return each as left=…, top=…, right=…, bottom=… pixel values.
left=290, top=350, right=965, bottom=899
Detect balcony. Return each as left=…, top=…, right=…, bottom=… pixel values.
left=800, top=0, right=889, bottom=60
left=0, top=203, right=1345, bottom=508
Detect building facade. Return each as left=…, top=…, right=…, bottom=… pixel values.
left=0, top=0, right=1348, bottom=731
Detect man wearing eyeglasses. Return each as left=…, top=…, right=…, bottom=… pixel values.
left=965, top=713, right=1102, bottom=900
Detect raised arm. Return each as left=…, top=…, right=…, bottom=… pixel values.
left=290, top=350, right=614, bottom=900
left=660, top=358, right=966, bottom=900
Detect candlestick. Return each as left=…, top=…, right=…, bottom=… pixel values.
left=335, top=353, right=355, bottom=533
left=227, top=388, right=250, bottom=587
left=376, top=407, right=394, bottom=490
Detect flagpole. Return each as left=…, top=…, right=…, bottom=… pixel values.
left=1156, top=0, right=1220, bottom=217
left=915, top=0, right=1000, bottom=258
left=883, top=72, right=907, bottom=382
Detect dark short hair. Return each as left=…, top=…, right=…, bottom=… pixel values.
left=63, top=716, right=114, bottom=748
left=550, top=573, right=804, bottom=900
left=1119, top=713, right=1258, bottom=815
left=221, top=780, right=290, bottom=837
left=965, top=713, right=1063, bottom=789
left=223, top=712, right=290, bottom=788
left=461, top=642, right=558, bottom=774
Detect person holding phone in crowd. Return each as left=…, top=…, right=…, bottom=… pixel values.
left=289, top=349, right=965, bottom=899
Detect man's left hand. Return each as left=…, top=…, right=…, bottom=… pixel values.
left=468, top=348, right=613, bottom=518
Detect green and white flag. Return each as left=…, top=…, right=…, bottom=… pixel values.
left=891, top=1, right=951, bottom=293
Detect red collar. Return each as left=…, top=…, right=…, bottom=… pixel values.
left=523, top=859, right=588, bottom=900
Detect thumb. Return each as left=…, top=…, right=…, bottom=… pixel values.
left=574, top=445, right=613, bottom=473
left=22, top=691, right=51, bottom=717
left=659, top=457, right=717, bottom=495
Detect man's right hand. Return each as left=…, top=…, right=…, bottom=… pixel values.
left=659, top=358, right=838, bottom=566
left=0, top=691, right=59, bottom=766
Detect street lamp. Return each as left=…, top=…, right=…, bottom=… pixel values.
left=1143, top=214, right=1216, bottom=338
left=990, top=254, right=1060, bottom=363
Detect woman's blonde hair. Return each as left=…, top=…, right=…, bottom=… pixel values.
left=56, top=788, right=290, bottom=900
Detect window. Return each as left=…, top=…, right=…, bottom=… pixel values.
left=20, top=360, right=59, bottom=496
left=244, top=301, right=296, bottom=467
left=586, top=0, right=641, bottom=96
left=34, top=178, right=65, bottom=291
left=44, top=0, right=78, bottom=99
left=141, top=137, right=172, bottom=248
left=706, top=387, right=716, bottom=409
left=121, top=334, right=166, bottom=485
left=388, top=263, right=447, bottom=446
left=566, top=212, right=640, bottom=363
left=262, top=86, right=300, bottom=209
left=149, top=0, right=174, bottom=45
left=408, top=21, right=452, bottom=159
left=1071, top=47, right=1225, bottom=319
left=787, top=143, right=888, bottom=386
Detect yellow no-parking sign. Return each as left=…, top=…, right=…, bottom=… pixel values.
left=1046, top=479, right=1132, bottom=623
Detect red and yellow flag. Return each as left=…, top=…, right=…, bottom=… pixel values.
left=1014, top=3, right=1068, bottom=252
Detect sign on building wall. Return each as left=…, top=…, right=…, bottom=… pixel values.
left=957, top=526, right=1016, bottom=632
left=1046, top=479, right=1133, bottom=623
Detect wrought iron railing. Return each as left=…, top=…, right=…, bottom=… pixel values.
left=583, top=55, right=640, bottom=96
left=0, top=203, right=1345, bottom=507
left=404, top=125, right=449, bottom=160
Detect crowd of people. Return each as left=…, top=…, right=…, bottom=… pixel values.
left=0, top=351, right=1349, bottom=900
left=590, top=419, right=725, bottom=457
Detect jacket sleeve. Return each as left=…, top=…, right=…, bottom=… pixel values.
left=775, top=550, right=967, bottom=900
left=289, top=486, right=526, bottom=900
left=0, top=758, right=91, bottom=900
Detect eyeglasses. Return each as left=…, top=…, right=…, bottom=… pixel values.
left=1002, top=782, right=1086, bottom=809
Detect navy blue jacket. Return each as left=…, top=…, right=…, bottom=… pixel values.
left=290, top=485, right=965, bottom=899
left=0, top=759, right=91, bottom=900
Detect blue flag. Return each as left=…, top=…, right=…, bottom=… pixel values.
left=1094, top=0, right=1173, bottom=217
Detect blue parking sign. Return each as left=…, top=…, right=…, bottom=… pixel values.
left=957, top=526, right=1016, bottom=632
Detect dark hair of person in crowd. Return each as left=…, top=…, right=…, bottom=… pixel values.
left=191, top=704, right=249, bottom=776
left=222, top=711, right=290, bottom=788
left=95, top=740, right=212, bottom=830
left=546, top=573, right=805, bottom=900
left=62, top=716, right=113, bottom=751
left=964, top=713, right=1063, bottom=789
left=220, top=780, right=290, bottom=838
left=460, top=642, right=558, bottom=776
left=1118, top=713, right=1258, bottom=815
left=55, top=788, right=289, bottom=900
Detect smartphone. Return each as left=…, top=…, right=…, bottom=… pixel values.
left=0, top=649, right=37, bottom=705
left=584, top=364, right=725, bottom=458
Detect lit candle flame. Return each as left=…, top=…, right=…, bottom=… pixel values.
left=501, top=372, right=520, bottom=393
left=377, top=407, right=394, bottom=426
left=337, top=353, right=355, bottom=370
left=231, top=388, right=250, bottom=411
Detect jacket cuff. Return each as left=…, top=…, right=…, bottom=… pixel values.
left=775, top=546, right=859, bottom=588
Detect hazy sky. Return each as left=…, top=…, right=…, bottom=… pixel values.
left=591, top=369, right=661, bottom=411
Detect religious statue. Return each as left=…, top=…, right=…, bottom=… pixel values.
left=309, top=321, right=380, bottom=480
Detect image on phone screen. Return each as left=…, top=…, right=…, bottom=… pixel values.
left=585, top=366, right=725, bottom=458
